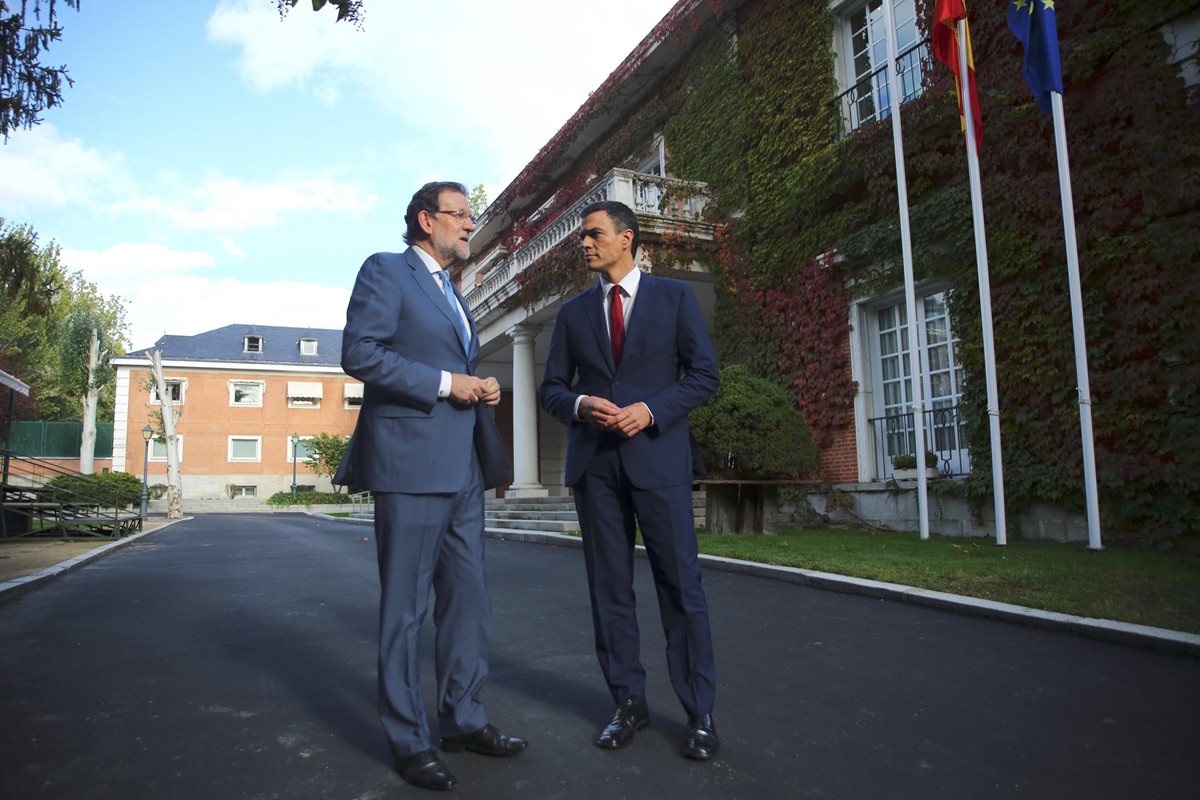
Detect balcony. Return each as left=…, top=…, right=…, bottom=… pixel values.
left=869, top=403, right=971, bottom=480
left=464, top=168, right=711, bottom=319
left=834, top=38, right=931, bottom=136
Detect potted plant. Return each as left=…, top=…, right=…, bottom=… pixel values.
left=891, top=450, right=939, bottom=481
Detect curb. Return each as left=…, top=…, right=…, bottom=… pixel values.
left=0, top=517, right=191, bottom=604
left=477, top=526, right=1200, bottom=660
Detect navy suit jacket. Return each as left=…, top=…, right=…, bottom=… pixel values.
left=338, top=247, right=497, bottom=493
left=541, top=274, right=719, bottom=489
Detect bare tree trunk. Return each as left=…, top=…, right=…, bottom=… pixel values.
left=148, top=350, right=183, bottom=519
left=78, top=328, right=102, bottom=475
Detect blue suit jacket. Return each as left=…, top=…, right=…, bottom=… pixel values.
left=338, top=248, right=484, bottom=493
left=541, top=274, right=719, bottom=489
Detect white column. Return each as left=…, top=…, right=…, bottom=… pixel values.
left=506, top=324, right=548, bottom=497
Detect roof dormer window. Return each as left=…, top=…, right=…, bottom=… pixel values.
left=244, top=335, right=263, bottom=353
left=299, top=338, right=318, bottom=356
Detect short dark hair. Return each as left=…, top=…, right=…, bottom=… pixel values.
left=581, top=200, right=640, bottom=258
left=404, top=181, right=469, bottom=245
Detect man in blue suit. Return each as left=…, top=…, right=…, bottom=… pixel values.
left=541, top=200, right=721, bottom=760
left=338, top=181, right=526, bottom=791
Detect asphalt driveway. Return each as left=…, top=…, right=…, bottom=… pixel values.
left=1, top=513, right=1195, bottom=799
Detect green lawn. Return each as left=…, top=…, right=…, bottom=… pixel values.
left=695, top=528, right=1200, bottom=634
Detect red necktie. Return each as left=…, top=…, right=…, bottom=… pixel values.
left=609, top=285, right=625, bottom=367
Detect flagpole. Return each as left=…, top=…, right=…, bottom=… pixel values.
left=1050, top=90, right=1102, bottom=550
left=957, top=19, right=1008, bottom=546
left=883, top=0, right=930, bottom=541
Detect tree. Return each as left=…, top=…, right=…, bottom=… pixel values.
left=0, top=0, right=80, bottom=140
left=1, top=220, right=128, bottom=423
left=59, top=310, right=115, bottom=473
left=469, top=184, right=489, bottom=221
left=304, top=432, right=349, bottom=492
left=147, top=349, right=182, bottom=519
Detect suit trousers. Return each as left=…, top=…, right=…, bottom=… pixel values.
left=573, top=439, right=716, bottom=716
left=373, top=459, right=490, bottom=758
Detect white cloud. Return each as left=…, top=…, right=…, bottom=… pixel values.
left=206, top=0, right=679, bottom=187
left=0, top=124, right=126, bottom=211
left=62, top=241, right=348, bottom=348
left=106, top=175, right=379, bottom=232
left=216, top=235, right=245, bottom=259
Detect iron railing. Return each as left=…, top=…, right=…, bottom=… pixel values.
left=869, top=404, right=969, bottom=481
left=1, top=447, right=141, bottom=539
left=833, top=38, right=932, bottom=136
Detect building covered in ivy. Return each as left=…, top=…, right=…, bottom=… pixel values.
left=460, top=0, right=1200, bottom=541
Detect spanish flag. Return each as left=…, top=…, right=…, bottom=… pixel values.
left=933, top=0, right=983, bottom=148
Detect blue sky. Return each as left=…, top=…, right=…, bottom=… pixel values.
left=0, top=0, right=679, bottom=349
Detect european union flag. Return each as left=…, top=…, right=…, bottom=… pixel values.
left=1007, top=0, right=1064, bottom=113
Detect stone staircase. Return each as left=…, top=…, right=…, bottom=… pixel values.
left=486, top=496, right=579, bottom=535
left=485, top=491, right=706, bottom=536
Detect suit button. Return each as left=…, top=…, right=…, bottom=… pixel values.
left=613, top=381, right=619, bottom=388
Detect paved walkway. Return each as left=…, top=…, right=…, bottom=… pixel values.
left=1, top=514, right=1196, bottom=799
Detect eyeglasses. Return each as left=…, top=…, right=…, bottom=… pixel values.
left=428, top=209, right=476, bottom=224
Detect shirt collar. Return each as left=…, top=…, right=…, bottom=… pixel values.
left=601, top=266, right=641, bottom=297
left=412, top=245, right=443, bottom=275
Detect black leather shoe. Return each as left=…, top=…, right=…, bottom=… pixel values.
left=685, top=713, right=720, bottom=760
left=394, top=749, right=457, bottom=790
left=441, top=723, right=528, bottom=756
left=595, top=697, right=650, bottom=749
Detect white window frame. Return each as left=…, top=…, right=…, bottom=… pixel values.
left=149, top=435, right=183, bottom=462
left=228, top=435, right=262, bottom=463
left=860, top=288, right=970, bottom=480
left=229, top=380, right=265, bottom=407
left=243, top=335, right=263, bottom=353
left=288, top=396, right=321, bottom=409
left=286, top=435, right=315, bottom=463
left=149, top=378, right=186, bottom=405
left=299, top=338, right=318, bottom=356
left=834, top=0, right=927, bottom=134
left=230, top=485, right=257, bottom=498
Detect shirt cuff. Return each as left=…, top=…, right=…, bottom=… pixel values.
left=438, top=371, right=451, bottom=399
left=640, top=401, right=655, bottom=427
left=573, top=394, right=585, bottom=421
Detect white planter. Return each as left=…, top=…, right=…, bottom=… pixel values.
left=892, top=467, right=939, bottom=481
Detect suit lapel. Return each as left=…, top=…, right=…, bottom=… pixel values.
left=406, top=247, right=469, bottom=355
left=622, top=274, right=653, bottom=365
left=583, top=282, right=616, bottom=374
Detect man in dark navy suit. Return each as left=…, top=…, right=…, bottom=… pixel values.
left=541, top=200, right=721, bottom=760
left=338, top=181, right=525, bottom=791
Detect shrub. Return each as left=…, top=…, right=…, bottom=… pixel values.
left=266, top=491, right=351, bottom=507
left=891, top=451, right=938, bottom=470
left=690, top=364, right=819, bottom=479
left=46, top=472, right=144, bottom=508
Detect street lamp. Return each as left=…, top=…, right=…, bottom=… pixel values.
left=290, top=432, right=300, bottom=496
left=140, top=424, right=153, bottom=527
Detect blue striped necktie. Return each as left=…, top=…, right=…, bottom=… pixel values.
left=437, top=270, right=471, bottom=351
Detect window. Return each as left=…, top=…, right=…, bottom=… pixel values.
left=149, top=435, right=183, bottom=462
left=230, top=485, right=257, bottom=498
left=287, top=381, right=323, bottom=409
left=229, top=380, right=264, bottom=407
left=343, top=382, right=364, bottom=409
left=299, top=338, right=318, bottom=356
left=149, top=379, right=186, bottom=405
left=244, top=335, right=263, bottom=353
left=287, top=436, right=314, bottom=463
left=835, top=0, right=928, bottom=133
left=868, top=291, right=969, bottom=478
left=228, top=436, right=262, bottom=462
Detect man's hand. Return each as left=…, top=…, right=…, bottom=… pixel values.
left=578, top=395, right=622, bottom=429
left=611, top=403, right=652, bottom=438
left=449, top=373, right=493, bottom=406
left=478, top=376, right=502, bottom=406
